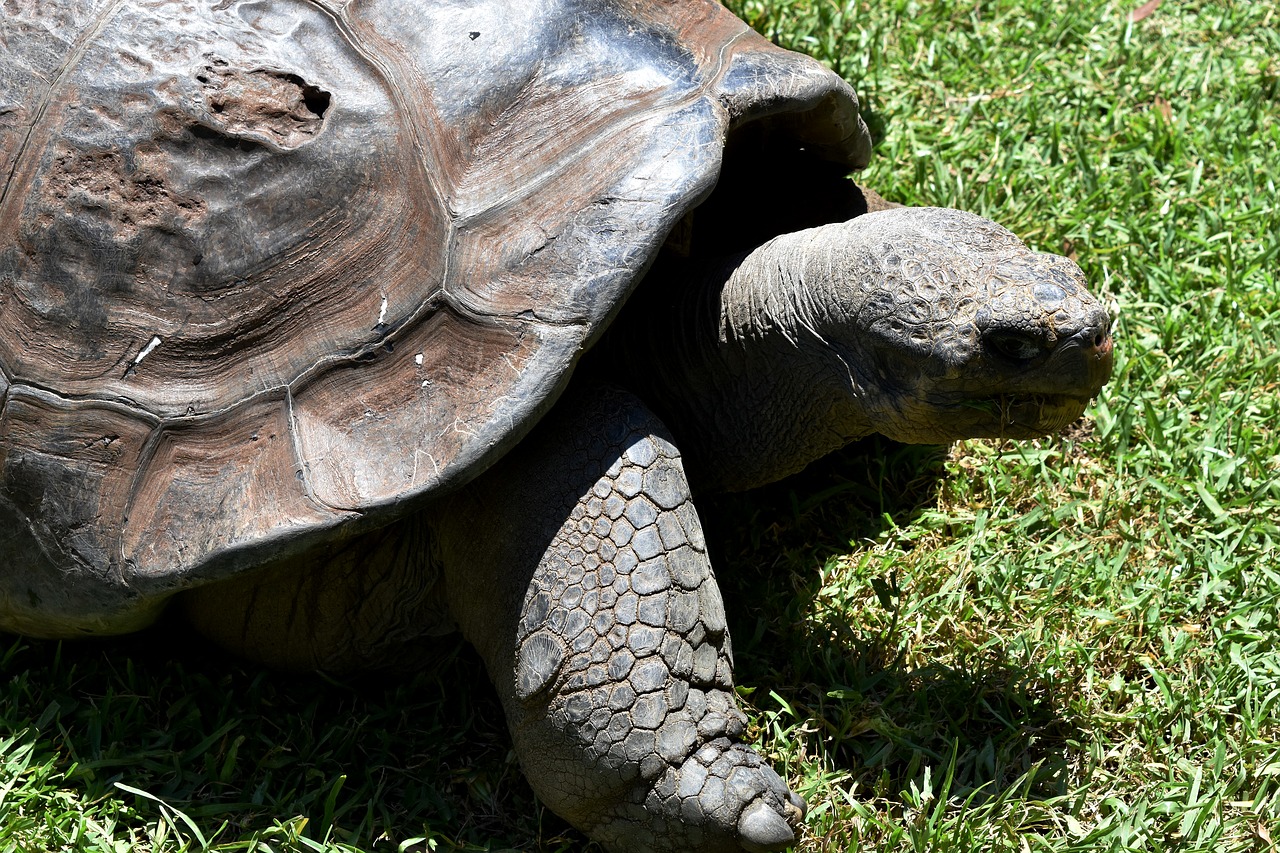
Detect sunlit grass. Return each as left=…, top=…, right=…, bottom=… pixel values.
left=720, top=1, right=1280, bottom=850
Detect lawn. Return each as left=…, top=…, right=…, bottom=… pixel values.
left=3, top=1, right=1278, bottom=851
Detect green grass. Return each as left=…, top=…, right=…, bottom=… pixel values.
left=3, top=0, right=1279, bottom=850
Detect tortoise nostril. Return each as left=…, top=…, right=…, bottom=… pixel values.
left=1085, top=318, right=1113, bottom=352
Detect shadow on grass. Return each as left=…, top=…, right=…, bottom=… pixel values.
left=1, top=622, right=583, bottom=850
left=1, top=439, right=1078, bottom=850
left=703, top=437, right=1083, bottom=804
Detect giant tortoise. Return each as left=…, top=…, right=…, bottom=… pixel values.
left=0, top=0, right=1114, bottom=850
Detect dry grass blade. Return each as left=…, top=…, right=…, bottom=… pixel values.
left=1129, top=0, right=1163, bottom=22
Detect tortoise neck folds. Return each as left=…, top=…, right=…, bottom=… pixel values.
left=603, top=228, right=886, bottom=494
left=607, top=207, right=1113, bottom=493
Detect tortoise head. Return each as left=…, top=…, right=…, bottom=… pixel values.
left=605, top=205, right=1113, bottom=493
left=812, top=207, right=1114, bottom=443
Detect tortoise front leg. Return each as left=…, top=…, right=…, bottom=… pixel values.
left=432, top=385, right=804, bottom=853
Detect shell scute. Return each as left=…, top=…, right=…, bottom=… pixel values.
left=121, top=391, right=349, bottom=581
left=1, top=0, right=432, bottom=417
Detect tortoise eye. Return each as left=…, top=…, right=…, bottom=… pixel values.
left=984, top=329, right=1046, bottom=363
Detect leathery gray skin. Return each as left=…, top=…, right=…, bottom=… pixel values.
left=429, top=207, right=1112, bottom=851
left=186, top=206, right=1112, bottom=852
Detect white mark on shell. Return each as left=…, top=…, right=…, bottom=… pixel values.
left=415, top=353, right=424, bottom=365
left=133, top=336, right=162, bottom=364
left=378, top=293, right=389, bottom=325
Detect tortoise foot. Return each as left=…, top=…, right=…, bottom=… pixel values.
left=590, top=735, right=805, bottom=853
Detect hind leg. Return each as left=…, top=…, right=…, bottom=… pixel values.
left=433, top=384, right=804, bottom=853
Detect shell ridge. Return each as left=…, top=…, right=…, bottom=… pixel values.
left=284, top=382, right=354, bottom=517
left=0, top=375, right=170, bottom=420
left=439, top=278, right=591, bottom=329
left=286, top=280, right=452, bottom=397
left=116, top=409, right=167, bottom=583
left=448, top=29, right=745, bottom=236
left=317, top=0, right=450, bottom=218
left=0, top=383, right=162, bottom=587
left=706, top=18, right=755, bottom=93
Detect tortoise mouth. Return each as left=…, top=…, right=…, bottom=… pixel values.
left=960, top=391, right=1096, bottom=437
left=883, top=387, right=1100, bottom=445
left=948, top=333, right=1113, bottom=437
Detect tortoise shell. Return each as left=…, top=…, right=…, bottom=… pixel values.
left=0, top=0, right=870, bottom=635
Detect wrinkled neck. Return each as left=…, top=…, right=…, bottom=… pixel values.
left=604, top=234, right=884, bottom=493
left=718, top=228, right=844, bottom=347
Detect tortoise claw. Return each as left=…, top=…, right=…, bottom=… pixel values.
left=738, top=798, right=798, bottom=852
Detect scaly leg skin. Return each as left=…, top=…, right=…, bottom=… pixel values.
left=432, top=385, right=804, bottom=853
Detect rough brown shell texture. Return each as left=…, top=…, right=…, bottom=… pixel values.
left=0, top=0, right=870, bottom=636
